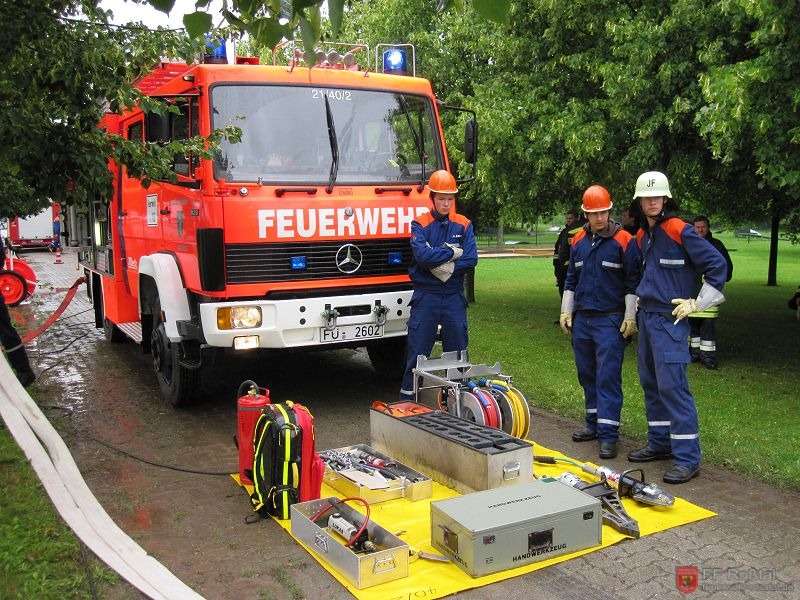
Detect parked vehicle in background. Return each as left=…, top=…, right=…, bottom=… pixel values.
left=735, top=228, right=763, bottom=238
left=7, top=203, right=61, bottom=251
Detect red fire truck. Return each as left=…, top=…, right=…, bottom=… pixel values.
left=79, top=42, right=477, bottom=406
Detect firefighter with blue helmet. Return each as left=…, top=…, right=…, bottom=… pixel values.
left=399, top=170, right=478, bottom=401
left=628, top=171, right=727, bottom=484
left=560, top=185, right=641, bottom=459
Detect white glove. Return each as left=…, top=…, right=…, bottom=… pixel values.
left=559, top=312, right=573, bottom=335
left=446, top=243, right=463, bottom=261
left=430, top=261, right=455, bottom=282
left=559, top=290, right=575, bottom=335
left=620, top=293, right=638, bottom=337
left=619, top=317, right=638, bottom=338
left=671, top=282, right=725, bottom=323
left=671, top=298, right=699, bottom=322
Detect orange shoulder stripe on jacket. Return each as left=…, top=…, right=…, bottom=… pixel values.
left=613, top=229, right=633, bottom=246
left=572, top=229, right=587, bottom=245
left=449, top=212, right=472, bottom=227
left=661, top=218, right=687, bottom=245
left=415, top=211, right=436, bottom=227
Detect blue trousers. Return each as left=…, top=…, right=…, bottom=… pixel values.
left=637, top=312, right=701, bottom=467
left=572, top=312, right=626, bottom=442
left=400, top=290, right=468, bottom=399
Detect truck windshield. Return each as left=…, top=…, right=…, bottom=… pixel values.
left=210, top=85, right=443, bottom=184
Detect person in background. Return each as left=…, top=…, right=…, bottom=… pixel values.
left=554, top=209, right=587, bottom=299
left=621, top=205, right=639, bottom=235
left=399, top=170, right=478, bottom=401
left=628, top=171, right=727, bottom=484
left=49, top=212, right=62, bottom=252
left=1, top=243, right=36, bottom=386
left=560, top=185, right=640, bottom=459
left=688, top=215, right=733, bottom=369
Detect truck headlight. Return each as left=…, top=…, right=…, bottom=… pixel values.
left=217, top=306, right=262, bottom=329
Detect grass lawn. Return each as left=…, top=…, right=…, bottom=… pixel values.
left=0, top=422, right=117, bottom=598
left=468, top=233, right=800, bottom=489
left=1, top=232, right=797, bottom=597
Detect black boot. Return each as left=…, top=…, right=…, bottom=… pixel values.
left=572, top=426, right=597, bottom=442
left=16, top=369, right=36, bottom=387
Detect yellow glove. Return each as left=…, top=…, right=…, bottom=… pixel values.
left=619, top=317, right=638, bottom=338
left=559, top=312, right=573, bottom=334
left=671, top=298, right=700, bottom=322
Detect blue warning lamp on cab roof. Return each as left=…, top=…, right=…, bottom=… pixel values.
left=204, top=36, right=227, bottom=64
left=382, top=48, right=407, bottom=75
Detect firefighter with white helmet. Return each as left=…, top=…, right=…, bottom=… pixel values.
left=399, top=170, right=478, bottom=401
left=628, top=170, right=727, bottom=484
left=560, top=184, right=641, bottom=459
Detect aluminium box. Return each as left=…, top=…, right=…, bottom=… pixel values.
left=370, top=407, right=533, bottom=494
left=430, top=478, right=602, bottom=577
left=291, top=497, right=409, bottom=589
left=320, top=444, right=432, bottom=503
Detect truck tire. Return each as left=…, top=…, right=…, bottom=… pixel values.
left=367, top=337, right=406, bottom=381
left=103, top=317, right=127, bottom=343
left=150, top=299, right=200, bottom=407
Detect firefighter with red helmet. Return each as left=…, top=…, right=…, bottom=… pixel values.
left=560, top=185, right=641, bottom=459
left=399, top=170, right=478, bottom=401
left=629, top=171, right=727, bottom=484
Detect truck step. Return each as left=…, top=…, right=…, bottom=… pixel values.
left=117, top=322, right=143, bottom=343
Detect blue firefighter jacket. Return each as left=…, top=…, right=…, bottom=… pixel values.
left=409, top=210, right=478, bottom=293
left=636, top=216, right=727, bottom=313
left=564, top=222, right=640, bottom=313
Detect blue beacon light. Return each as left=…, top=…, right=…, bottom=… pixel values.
left=382, top=48, right=407, bottom=75
left=387, top=251, right=403, bottom=265
left=290, top=256, right=308, bottom=270
left=204, top=36, right=227, bottom=64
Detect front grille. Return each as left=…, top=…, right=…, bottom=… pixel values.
left=225, top=239, right=412, bottom=284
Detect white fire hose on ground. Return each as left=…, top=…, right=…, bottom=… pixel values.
left=0, top=359, right=205, bottom=600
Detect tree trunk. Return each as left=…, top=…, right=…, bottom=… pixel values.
left=496, top=218, right=504, bottom=248
left=464, top=267, right=475, bottom=304
left=767, top=212, right=780, bottom=286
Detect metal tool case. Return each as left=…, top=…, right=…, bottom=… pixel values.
left=370, top=406, right=533, bottom=494
left=430, top=478, right=602, bottom=577
left=291, top=497, right=409, bottom=589
left=320, top=444, right=432, bottom=503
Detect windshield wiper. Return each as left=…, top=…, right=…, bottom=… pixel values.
left=324, top=95, right=339, bottom=193
left=398, top=95, right=426, bottom=192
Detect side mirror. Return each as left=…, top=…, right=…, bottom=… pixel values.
left=464, top=119, right=478, bottom=165
left=146, top=112, right=170, bottom=143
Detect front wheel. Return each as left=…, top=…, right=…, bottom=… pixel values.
left=150, top=300, right=200, bottom=407
left=367, top=337, right=407, bottom=381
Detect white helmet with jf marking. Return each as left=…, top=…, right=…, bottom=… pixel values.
left=633, top=171, right=672, bottom=199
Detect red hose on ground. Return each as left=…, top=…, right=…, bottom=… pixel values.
left=21, top=277, right=85, bottom=344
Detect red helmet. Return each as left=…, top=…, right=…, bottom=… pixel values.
left=427, top=170, right=458, bottom=194
left=581, top=185, right=613, bottom=212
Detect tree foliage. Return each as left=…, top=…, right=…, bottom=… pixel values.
left=3, top=0, right=798, bottom=258
left=0, top=1, right=209, bottom=217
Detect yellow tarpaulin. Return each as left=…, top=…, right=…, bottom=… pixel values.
left=236, top=443, right=715, bottom=599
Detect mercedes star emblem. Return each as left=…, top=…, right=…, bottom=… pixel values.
left=335, top=244, right=363, bottom=274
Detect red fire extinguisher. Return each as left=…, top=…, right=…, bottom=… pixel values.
left=236, top=380, right=270, bottom=485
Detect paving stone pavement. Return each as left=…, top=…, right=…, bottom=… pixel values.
left=11, top=247, right=800, bottom=599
